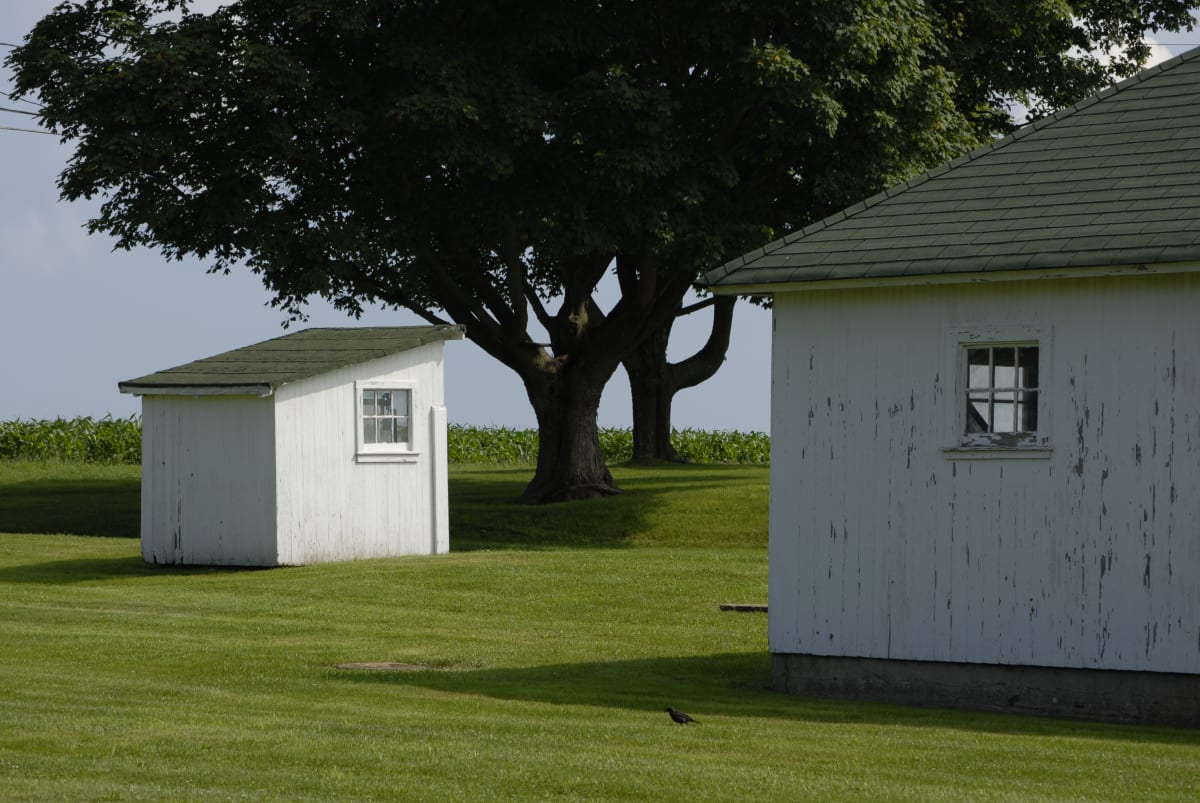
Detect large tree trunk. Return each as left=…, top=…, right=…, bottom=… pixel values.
left=516, top=344, right=623, bottom=504
left=625, top=296, right=737, bottom=463
left=625, top=321, right=683, bottom=463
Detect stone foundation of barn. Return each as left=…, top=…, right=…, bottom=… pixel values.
left=774, top=653, right=1200, bottom=727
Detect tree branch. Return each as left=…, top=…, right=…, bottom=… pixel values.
left=668, top=295, right=736, bottom=392
left=497, top=217, right=529, bottom=334
left=678, top=296, right=716, bottom=316
left=524, top=284, right=555, bottom=333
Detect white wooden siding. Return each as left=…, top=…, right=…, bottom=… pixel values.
left=769, top=271, right=1200, bottom=673
left=140, top=395, right=277, bottom=565
left=273, top=342, right=449, bottom=564
left=430, top=403, right=450, bottom=554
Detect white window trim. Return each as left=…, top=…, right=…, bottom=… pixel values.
left=355, top=380, right=420, bottom=464
left=941, top=323, right=1052, bottom=460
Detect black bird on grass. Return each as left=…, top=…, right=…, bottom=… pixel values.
left=666, top=707, right=698, bottom=725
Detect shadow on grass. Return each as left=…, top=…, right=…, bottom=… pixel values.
left=0, top=476, right=140, bottom=538
left=0, top=555, right=267, bottom=584
left=0, top=462, right=766, bottom=549
left=448, top=464, right=767, bottom=550
left=333, top=651, right=1200, bottom=744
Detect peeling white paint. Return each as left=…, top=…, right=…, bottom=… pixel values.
left=768, top=272, right=1200, bottom=674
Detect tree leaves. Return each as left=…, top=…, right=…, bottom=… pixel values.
left=8, top=0, right=1198, bottom=496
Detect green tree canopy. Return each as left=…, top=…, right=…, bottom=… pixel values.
left=9, top=0, right=1196, bottom=500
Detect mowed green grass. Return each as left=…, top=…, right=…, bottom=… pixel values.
left=1, top=463, right=1198, bottom=800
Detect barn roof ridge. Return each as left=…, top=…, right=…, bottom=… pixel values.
left=703, top=45, right=1200, bottom=291
left=118, top=324, right=465, bottom=395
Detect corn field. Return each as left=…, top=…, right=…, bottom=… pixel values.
left=446, top=425, right=769, bottom=464
left=0, top=418, right=769, bottom=465
left=0, top=416, right=142, bottom=464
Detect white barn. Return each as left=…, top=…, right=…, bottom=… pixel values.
left=119, top=325, right=464, bottom=567
left=704, top=51, right=1200, bottom=723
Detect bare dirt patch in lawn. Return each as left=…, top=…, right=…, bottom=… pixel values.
left=335, top=661, right=429, bottom=672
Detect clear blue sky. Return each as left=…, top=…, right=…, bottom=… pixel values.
left=2, top=2, right=1194, bottom=431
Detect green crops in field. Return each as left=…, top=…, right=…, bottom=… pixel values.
left=0, top=416, right=141, bottom=464
left=0, top=418, right=770, bottom=466
left=447, top=424, right=769, bottom=465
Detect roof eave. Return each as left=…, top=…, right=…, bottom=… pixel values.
left=118, top=383, right=275, bottom=397
left=707, top=260, right=1200, bottom=295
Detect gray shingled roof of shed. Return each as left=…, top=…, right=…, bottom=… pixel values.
left=703, top=46, right=1200, bottom=292
left=119, top=325, right=465, bottom=395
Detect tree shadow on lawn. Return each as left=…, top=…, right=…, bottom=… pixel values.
left=448, top=464, right=768, bottom=550
left=0, top=476, right=140, bottom=538
left=0, top=555, right=266, bottom=584
left=0, top=463, right=765, bottom=547
left=333, top=650, right=1200, bottom=745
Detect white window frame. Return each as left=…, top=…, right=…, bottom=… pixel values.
left=942, top=324, right=1052, bottom=460
left=355, top=380, right=420, bottom=463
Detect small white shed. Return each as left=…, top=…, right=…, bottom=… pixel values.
left=119, top=325, right=464, bottom=566
left=704, top=50, right=1200, bottom=723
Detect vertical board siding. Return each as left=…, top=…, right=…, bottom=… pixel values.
left=273, top=343, right=447, bottom=564
left=770, top=272, right=1200, bottom=673
left=430, top=404, right=450, bottom=554
left=140, top=395, right=277, bottom=565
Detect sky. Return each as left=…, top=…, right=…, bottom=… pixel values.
left=1, top=2, right=1195, bottom=432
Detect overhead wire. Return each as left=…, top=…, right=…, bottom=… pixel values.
left=0, top=92, right=50, bottom=134
left=3, top=41, right=48, bottom=127
left=2, top=41, right=48, bottom=132
left=0, top=93, right=49, bottom=133
left=0, top=89, right=42, bottom=109
left=0, top=124, right=53, bottom=135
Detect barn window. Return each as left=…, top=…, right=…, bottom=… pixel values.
left=356, top=381, right=418, bottom=462
left=943, top=324, right=1052, bottom=458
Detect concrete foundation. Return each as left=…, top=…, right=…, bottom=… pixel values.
left=774, top=653, right=1200, bottom=727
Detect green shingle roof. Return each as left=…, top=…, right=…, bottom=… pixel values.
left=119, top=325, right=464, bottom=396
left=703, top=47, right=1200, bottom=292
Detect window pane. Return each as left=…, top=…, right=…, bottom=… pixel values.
left=364, top=418, right=377, bottom=444
left=378, top=392, right=393, bottom=416
left=992, top=347, right=1016, bottom=389
left=1018, top=347, right=1039, bottom=389
left=396, top=390, right=410, bottom=417
left=1018, top=390, right=1039, bottom=432
left=993, top=401, right=1016, bottom=433
left=362, top=390, right=376, bottom=417
left=967, top=349, right=990, bottom=389
left=993, top=389, right=1015, bottom=432
left=396, top=418, right=410, bottom=445
left=967, top=398, right=989, bottom=432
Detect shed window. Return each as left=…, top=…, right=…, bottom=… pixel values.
left=362, top=389, right=410, bottom=446
left=355, top=381, right=419, bottom=462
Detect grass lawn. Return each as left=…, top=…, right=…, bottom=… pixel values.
left=1, top=462, right=1198, bottom=800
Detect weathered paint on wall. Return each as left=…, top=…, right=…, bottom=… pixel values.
left=138, top=341, right=451, bottom=566
left=140, top=395, right=277, bottom=565
left=769, top=271, right=1200, bottom=674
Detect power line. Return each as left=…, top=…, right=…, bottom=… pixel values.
left=0, top=124, right=53, bottom=135
left=0, top=89, right=42, bottom=109
left=0, top=104, right=37, bottom=116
